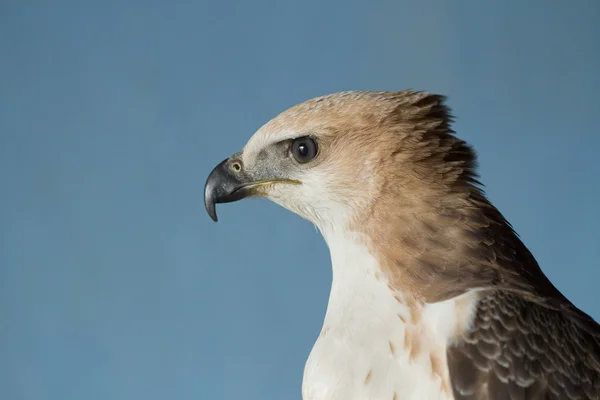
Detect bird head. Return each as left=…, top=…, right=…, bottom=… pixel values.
left=205, top=91, right=478, bottom=238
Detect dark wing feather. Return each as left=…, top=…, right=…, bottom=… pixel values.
left=447, top=290, right=600, bottom=400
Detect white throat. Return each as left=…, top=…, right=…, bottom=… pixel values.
left=302, top=230, right=477, bottom=400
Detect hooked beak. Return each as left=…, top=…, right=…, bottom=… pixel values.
left=204, top=157, right=253, bottom=222
left=204, top=156, right=299, bottom=222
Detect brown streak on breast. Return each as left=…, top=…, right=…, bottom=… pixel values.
left=430, top=350, right=452, bottom=395
left=409, top=300, right=423, bottom=324
left=408, top=336, right=422, bottom=362
left=430, top=352, right=443, bottom=377
left=397, top=313, right=407, bottom=324
left=364, top=369, right=373, bottom=385
left=407, top=326, right=423, bottom=362
left=389, top=340, right=396, bottom=356
left=431, top=350, right=453, bottom=396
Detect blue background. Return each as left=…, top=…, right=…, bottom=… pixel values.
left=1, top=1, right=599, bottom=399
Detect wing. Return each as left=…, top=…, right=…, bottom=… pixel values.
left=447, top=290, right=600, bottom=400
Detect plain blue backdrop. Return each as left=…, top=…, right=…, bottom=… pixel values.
left=1, top=1, right=599, bottom=399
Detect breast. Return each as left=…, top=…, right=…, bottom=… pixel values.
left=302, top=232, right=478, bottom=400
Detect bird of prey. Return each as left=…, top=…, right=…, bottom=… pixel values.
left=204, top=90, right=600, bottom=400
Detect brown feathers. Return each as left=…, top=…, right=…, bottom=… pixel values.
left=448, top=291, right=600, bottom=399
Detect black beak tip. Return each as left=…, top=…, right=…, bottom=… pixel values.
left=206, top=202, right=218, bottom=222
left=204, top=182, right=219, bottom=222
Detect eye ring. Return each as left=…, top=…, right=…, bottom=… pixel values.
left=231, top=162, right=242, bottom=172
left=291, top=136, right=318, bottom=164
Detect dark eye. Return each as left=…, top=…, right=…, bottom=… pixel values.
left=291, top=136, right=318, bottom=164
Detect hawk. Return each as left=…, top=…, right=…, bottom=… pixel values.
left=204, top=90, right=600, bottom=399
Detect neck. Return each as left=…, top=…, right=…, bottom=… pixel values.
left=339, top=183, right=541, bottom=303
left=323, top=230, right=396, bottom=326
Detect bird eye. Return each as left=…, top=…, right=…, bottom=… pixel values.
left=291, top=136, right=318, bottom=164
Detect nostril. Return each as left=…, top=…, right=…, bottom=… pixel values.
left=231, top=162, right=242, bottom=172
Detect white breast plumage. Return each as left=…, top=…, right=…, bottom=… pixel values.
left=302, top=232, right=478, bottom=400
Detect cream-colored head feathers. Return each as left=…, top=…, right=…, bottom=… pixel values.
left=241, top=91, right=477, bottom=237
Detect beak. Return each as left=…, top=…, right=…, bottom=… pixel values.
left=204, top=157, right=254, bottom=222
left=204, top=156, right=301, bottom=222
